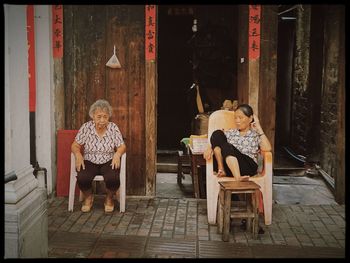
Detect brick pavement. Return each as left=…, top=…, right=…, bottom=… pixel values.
left=48, top=195, right=346, bottom=258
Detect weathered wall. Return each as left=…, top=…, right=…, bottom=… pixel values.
left=291, top=5, right=344, bottom=183
left=319, top=6, right=343, bottom=178
left=290, top=5, right=311, bottom=154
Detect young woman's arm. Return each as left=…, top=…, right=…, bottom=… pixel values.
left=251, top=114, right=272, bottom=152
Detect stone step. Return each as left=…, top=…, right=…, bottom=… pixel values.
left=273, top=167, right=306, bottom=176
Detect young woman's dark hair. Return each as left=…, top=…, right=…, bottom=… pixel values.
left=236, top=104, right=254, bottom=117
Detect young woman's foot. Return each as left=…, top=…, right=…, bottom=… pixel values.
left=215, top=169, right=226, bottom=177
left=239, top=175, right=250, bottom=181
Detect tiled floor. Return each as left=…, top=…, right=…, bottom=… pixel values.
left=48, top=196, right=345, bottom=258
left=48, top=172, right=346, bottom=258
left=156, top=171, right=337, bottom=205
left=48, top=149, right=345, bottom=259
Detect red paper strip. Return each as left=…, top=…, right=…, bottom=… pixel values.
left=27, top=5, right=36, bottom=112
left=145, top=5, right=156, bottom=61
left=52, top=5, right=63, bottom=58
left=248, top=5, right=261, bottom=60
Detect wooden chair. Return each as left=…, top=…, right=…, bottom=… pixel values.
left=206, top=110, right=273, bottom=225
left=68, top=152, right=126, bottom=213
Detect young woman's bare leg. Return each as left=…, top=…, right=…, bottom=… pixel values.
left=225, top=156, right=249, bottom=181
left=213, top=146, right=226, bottom=176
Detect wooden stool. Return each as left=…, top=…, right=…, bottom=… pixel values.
left=217, top=181, right=260, bottom=241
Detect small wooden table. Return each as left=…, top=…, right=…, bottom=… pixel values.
left=218, top=181, right=260, bottom=241
left=188, top=146, right=206, bottom=199
left=177, top=150, right=191, bottom=185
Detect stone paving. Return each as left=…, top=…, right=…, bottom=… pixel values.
left=48, top=195, right=346, bottom=258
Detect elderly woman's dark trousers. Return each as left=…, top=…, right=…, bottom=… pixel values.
left=76, top=160, right=120, bottom=191
left=210, top=129, right=257, bottom=176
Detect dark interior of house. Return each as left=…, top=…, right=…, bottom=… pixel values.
left=157, top=5, right=238, bottom=150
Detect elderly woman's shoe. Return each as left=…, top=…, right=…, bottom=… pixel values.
left=81, top=195, right=94, bottom=213
left=115, top=188, right=120, bottom=203
left=104, top=197, right=114, bottom=213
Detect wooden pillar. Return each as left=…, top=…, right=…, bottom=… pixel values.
left=145, top=61, right=157, bottom=196
left=248, top=60, right=259, bottom=115
left=258, top=5, right=278, bottom=154
left=53, top=5, right=65, bottom=130
left=247, top=5, right=261, bottom=114
left=238, top=5, right=277, bottom=153
left=145, top=5, right=157, bottom=196
left=236, top=5, right=249, bottom=105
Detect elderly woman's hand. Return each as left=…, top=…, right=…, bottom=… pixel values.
left=111, top=152, right=121, bottom=170
left=75, top=153, right=85, bottom=172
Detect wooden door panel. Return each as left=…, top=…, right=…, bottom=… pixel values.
left=63, top=5, right=146, bottom=195
left=87, top=6, right=107, bottom=110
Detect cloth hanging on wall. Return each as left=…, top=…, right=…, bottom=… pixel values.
left=106, top=45, right=121, bottom=69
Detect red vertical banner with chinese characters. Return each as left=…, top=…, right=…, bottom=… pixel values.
left=145, top=5, right=156, bottom=61
left=248, top=5, right=261, bottom=60
left=27, top=5, right=36, bottom=112
left=52, top=5, right=63, bottom=58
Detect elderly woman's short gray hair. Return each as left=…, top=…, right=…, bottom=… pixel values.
left=89, top=99, right=113, bottom=118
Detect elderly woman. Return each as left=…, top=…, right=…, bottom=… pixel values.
left=203, top=104, right=272, bottom=181
left=71, top=99, right=126, bottom=213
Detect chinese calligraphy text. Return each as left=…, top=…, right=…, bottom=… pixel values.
left=52, top=5, right=63, bottom=58
left=248, top=5, right=261, bottom=60
left=27, top=5, right=36, bottom=112
left=145, top=5, right=156, bottom=61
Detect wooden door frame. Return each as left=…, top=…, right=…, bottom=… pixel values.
left=145, top=60, right=157, bottom=196
left=145, top=5, right=157, bottom=196
left=145, top=5, right=278, bottom=196
left=237, top=5, right=277, bottom=155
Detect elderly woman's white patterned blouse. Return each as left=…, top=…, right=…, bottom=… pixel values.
left=224, top=128, right=261, bottom=163
left=75, top=121, right=124, bottom=164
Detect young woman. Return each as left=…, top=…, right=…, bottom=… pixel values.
left=203, top=104, right=271, bottom=181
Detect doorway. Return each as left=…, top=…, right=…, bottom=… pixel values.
left=156, top=5, right=239, bottom=199
left=275, top=14, right=295, bottom=152
left=156, top=5, right=194, bottom=198
left=157, top=6, right=194, bottom=151
left=274, top=10, right=301, bottom=170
